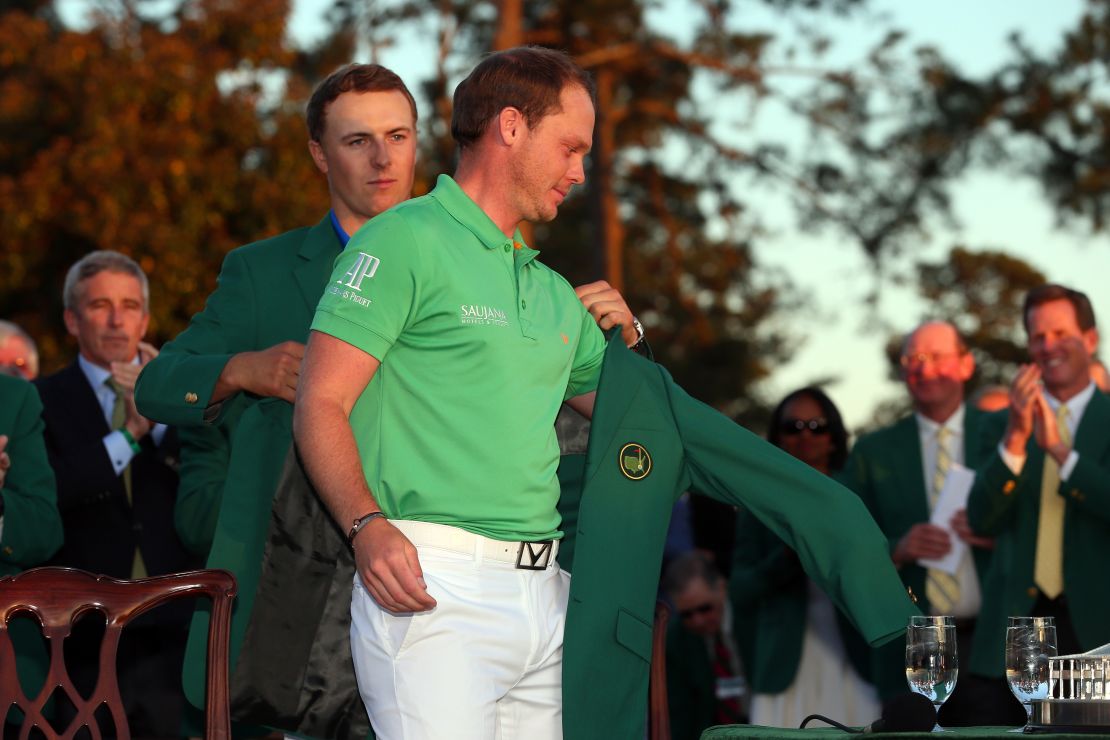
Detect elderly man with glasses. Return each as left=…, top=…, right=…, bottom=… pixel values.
left=840, top=320, right=1011, bottom=725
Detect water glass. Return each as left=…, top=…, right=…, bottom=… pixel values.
left=906, top=615, right=958, bottom=731
left=1005, top=616, right=1057, bottom=731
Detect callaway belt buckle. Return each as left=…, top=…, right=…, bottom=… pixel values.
left=515, top=540, right=554, bottom=570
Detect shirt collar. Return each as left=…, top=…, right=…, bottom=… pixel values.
left=429, top=174, right=539, bottom=262
left=915, top=402, right=965, bottom=439
left=1045, top=381, right=1097, bottom=421
left=328, top=209, right=351, bottom=248
left=78, top=353, right=137, bottom=393
left=77, top=353, right=113, bottom=391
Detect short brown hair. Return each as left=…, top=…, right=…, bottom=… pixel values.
left=451, top=46, right=596, bottom=151
left=1023, top=284, right=1097, bottom=333
left=306, top=64, right=417, bottom=142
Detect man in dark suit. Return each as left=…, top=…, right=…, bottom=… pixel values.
left=35, top=250, right=192, bottom=737
left=969, top=284, right=1110, bottom=676
left=840, top=320, right=1004, bottom=724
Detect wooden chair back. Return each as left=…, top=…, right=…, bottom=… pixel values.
left=649, top=598, right=672, bottom=740
left=0, top=567, right=236, bottom=740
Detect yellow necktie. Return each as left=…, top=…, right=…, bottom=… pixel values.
left=1034, top=404, right=1070, bottom=599
left=926, top=427, right=960, bottom=614
left=106, top=378, right=147, bottom=579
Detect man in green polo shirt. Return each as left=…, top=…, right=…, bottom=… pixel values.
left=294, top=47, right=606, bottom=739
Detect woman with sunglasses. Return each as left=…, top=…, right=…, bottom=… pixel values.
left=730, top=387, right=880, bottom=728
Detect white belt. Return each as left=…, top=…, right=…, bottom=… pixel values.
left=392, top=519, right=559, bottom=570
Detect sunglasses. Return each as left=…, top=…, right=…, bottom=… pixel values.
left=678, top=602, right=717, bottom=620
left=780, top=417, right=830, bottom=436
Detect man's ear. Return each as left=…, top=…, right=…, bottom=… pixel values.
left=308, top=139, right=328, bottom=174
left=497, top=107, right=524, bottom=146
left=958, top=350, right=975, bottom=382
left=63, top=309, right=78, bottom=338
left=1084, top=327, right=1100, bottom=358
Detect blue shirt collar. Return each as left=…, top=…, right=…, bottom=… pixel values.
left=77, top=353, right=114, bottom=391
left=329, top=209, right=351, bottom=248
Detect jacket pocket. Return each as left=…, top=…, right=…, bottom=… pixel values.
left=615, top=608, right=653, bottom=663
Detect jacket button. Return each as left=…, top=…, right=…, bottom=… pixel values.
left=1027, top=587, right=1038, bottom=598
left=185, top=392, right=199, bottom=404
left=2, top=546, right=12, bottom=556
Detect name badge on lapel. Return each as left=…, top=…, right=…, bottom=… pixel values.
left=618, top=442, right=652, bottom=480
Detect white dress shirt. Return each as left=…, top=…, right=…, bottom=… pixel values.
left=998, top=381, right=1096, bottom=481
left=78, top=354, right=166, bottom=476
left=915, top=404, right=981, bottom=617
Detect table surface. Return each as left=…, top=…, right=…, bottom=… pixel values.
left=700, top=725, right=1106, bottom=739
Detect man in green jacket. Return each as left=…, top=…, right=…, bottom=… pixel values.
left=968, top=285, right=1110, bottom=675
left=0, top=371, right=63, bottom=729
left=133, top=62, right=423, bottom=719
left=840, top=320, right=1000, bottom=724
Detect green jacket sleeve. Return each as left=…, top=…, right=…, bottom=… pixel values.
left=174, top=400, right=243, bottom=557
left=661, top=369, right=917, bottom=647
left=729, top=509, right=805, bottom=607
left=135, top=248, right=257, bottom=427
left=0, top=376, right=62, bottom=570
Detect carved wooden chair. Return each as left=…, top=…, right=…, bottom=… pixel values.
left=0, top=567, right=236, bottom=740
left=649, top=599, right=672, bottom=740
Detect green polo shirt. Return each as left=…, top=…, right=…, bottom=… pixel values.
left=311, top=175, right=605, bottom=541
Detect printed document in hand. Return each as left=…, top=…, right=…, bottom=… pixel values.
left=918, top=463, right=976, bottom=575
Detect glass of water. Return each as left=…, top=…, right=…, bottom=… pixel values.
left=1005, top=616, right=1057, bottom=731
left=906, top=615, right=958, bottom=731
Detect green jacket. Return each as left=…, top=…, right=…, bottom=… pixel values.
left=839, top=406, right=995, bottom=698
left=0, top=374, right=62, bottom=574
left=133, top=217, right=341, bottom=710
left=233, top=332, right=919, bottom=740
left=967, top=391, right=1110, bottom=677
left=729, top=508, right=872, bottom=695
left=0, top=373, right=62, bottom=708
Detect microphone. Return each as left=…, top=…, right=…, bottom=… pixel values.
left=862, top=693, right=937, bottom=733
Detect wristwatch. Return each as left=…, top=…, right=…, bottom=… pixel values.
left=630, top=316, right=646, bottom=350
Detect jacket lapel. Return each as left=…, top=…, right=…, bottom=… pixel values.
left=294, top=218, right=343, bottom=315
left=894, top=415, right=929, bottom=520
left=61, top=362, right=113, bottom=438
left=583, top=331, right=645, bottom=484
left=1074, top=390, right=1110, bottom=460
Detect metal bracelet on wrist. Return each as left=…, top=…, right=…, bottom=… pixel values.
left=347, top=511, right=387, bottom=547
left=630, top=316, right=646, bottom=349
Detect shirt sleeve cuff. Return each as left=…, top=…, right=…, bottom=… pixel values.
left=103, top=431, right=136, bottom=475
left=998, top=443, right=1025, bottom=475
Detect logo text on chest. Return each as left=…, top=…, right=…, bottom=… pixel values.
left=459, top=304, right=509, bottom=327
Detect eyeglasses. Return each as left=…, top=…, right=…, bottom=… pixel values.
left=678, top=602, right=717, bottom=620
left=900, top=352, right=962, bottom=371
left=780, top=417, right=830, bottom=436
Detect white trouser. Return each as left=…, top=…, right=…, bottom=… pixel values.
left=350, top=520, right=570, bottom=740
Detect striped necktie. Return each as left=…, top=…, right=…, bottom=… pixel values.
left=925, top=426, right=960, bottom=614
left=1034, top=404, right=1070, bottom=599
